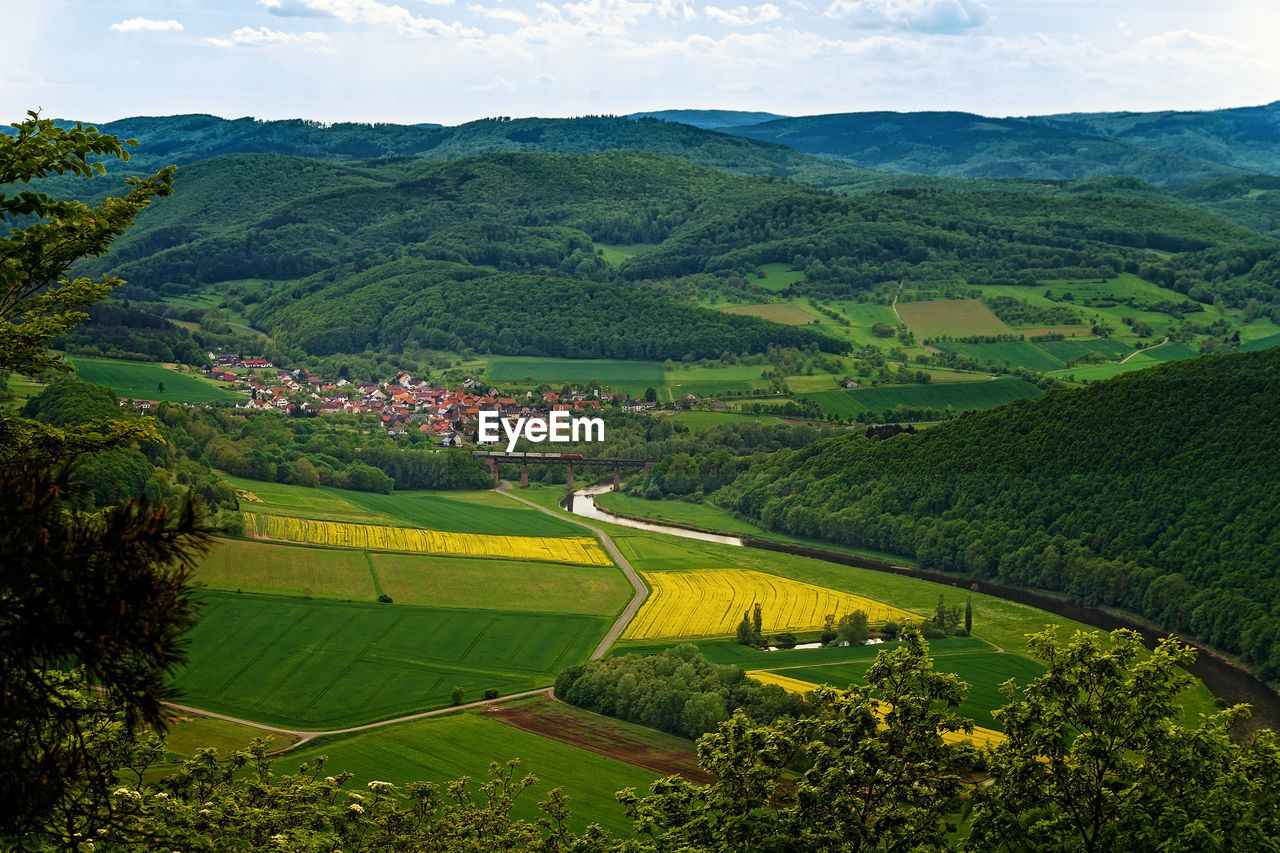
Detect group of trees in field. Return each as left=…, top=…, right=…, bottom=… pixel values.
left=555, top=644, right=810, bottom=739
left=709, top=347, right=1280, bottom=681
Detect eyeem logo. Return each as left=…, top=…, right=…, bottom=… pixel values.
left=478, top=410, right=605, bottom=452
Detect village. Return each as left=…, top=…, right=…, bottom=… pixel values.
left=199, top=352, right=660, bottom=446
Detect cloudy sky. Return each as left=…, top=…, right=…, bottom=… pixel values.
left=4, top=0, right=1277, bottom=124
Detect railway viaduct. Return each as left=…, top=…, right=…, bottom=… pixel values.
left=471, top=451, right=656, bottom=490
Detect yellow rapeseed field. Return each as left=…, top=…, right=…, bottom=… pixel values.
left=746, top=670, right=1006, bottom=747
left=621, top=569, right=916, bottom=640
left=242, top=513, right=612, bottom=566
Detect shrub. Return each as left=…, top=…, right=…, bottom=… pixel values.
left=483, top=687, right=500, bottom=700
left=450, top=686, right=465, bottom=705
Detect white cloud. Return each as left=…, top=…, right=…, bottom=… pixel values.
left=259, top=0, right=338, bottom=16
left=826, top=0, right=988, bottom=33
left=110, top=17, right=184, bottom=33
left=704, top=3, right=782, bottom=26
left=468, top=4, right=531, bottom=24
left=285, top=0, right=482, bottom=36
left=207, top=26, right=336, bottom=52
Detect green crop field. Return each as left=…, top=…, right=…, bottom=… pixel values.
left=1035, top=338, right=1134, bottom=362
left=372, top=552, right=630, bottom=615
left=722, top=302, right=818, bottom=325
left=172, top=592, right=610, bottom=728
left=802, top=377, right=1044, bottom=419
left=487, top=356, right=664, bottom=387
left=194, top=538, right=628, bottom=614
left=336, top=488, right=585, bottom=537
left=305, top=707, right=663, bottom=834
left=65, top=356, right=244, bottom=403
left=897, top=299, right=1013, bottom=339
left=196, top=538, right=379, bottom=600
left=934, top=340, right=1065, bottom=371
left=751, top=262, right=806, bottom=292
left=1242, top=331, right=1280, bottom=352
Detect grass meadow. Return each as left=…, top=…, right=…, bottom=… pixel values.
left=721, top=302, right=819, bottom=325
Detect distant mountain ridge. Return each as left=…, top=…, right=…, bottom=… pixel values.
left=628, top=109, right=789, bottom=128
left=1026, top=101, right=1280, bottom=175
left=718, top=110, right=1258, bottom=186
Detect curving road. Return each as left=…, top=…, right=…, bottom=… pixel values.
left=496, top=481, right=648, bottom=659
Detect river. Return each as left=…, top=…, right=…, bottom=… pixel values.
left=565, top=487, right=1280, bottom=736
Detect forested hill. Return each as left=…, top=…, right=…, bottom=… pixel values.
left=1028, top=101, right=1280, bottom=175
left=84, top=148, right=1280, bottom=317
left=713, top=347, right=1280, bottom=681
left=51, top=113, right=879, bottom=189
left=250, top=258, right=846, bottom=359
left=719, top=111, right=1254, bottom=186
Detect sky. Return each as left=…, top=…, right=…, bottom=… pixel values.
left=3, top=0, right=1278, bottom=125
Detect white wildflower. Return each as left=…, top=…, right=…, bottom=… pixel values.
left=348, top=792, right=363, bottom=802
left=324, top=776, right=336, bottom=785
left=367, top=780, right=393, bottom=792
left=348, top=803, right=365, bottom=814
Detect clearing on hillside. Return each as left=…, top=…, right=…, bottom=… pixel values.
left=243, top=513, right=612, bottom=566
left=621, top=569, right=914, bottom=640
left=721, top=302, right=818, bottom=325
left=486, top=356, right=664, bottom=385
left=896, top=299, right=1014, bottom=339
left=803, top=377, right=1043, bottom=419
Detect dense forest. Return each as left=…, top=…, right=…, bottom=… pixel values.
left=252, top=258, right=846, bottom=360
left=694, top=348, right=1280, bottom=680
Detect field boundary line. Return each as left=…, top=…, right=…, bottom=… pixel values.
left=1119, top=336, right=1170, bottom=364
left=163, top=687, right=556, bottom=754
left=496, top=483, right=647, bottom=659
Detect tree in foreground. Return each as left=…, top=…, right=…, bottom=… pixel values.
left=966, top=628, right=1280, bottom=852
left=617, top=628, right=975, bottom=852
left=0, top=112, right=209, bottom=845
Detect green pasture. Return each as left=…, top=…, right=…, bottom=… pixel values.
left=802, top=377, right=1043, bottom=419
left=486, top=356, right=664, bottom=388
left=172, top=592, right=610, bottom=728
left=65, top=356, right=243, bottom=403
left=1047, top=341, right=1199, bottom=382
left=305, top=706, right=662, bottom=834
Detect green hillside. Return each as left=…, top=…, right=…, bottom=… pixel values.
left=712, top=348, right=1280, bottom=680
